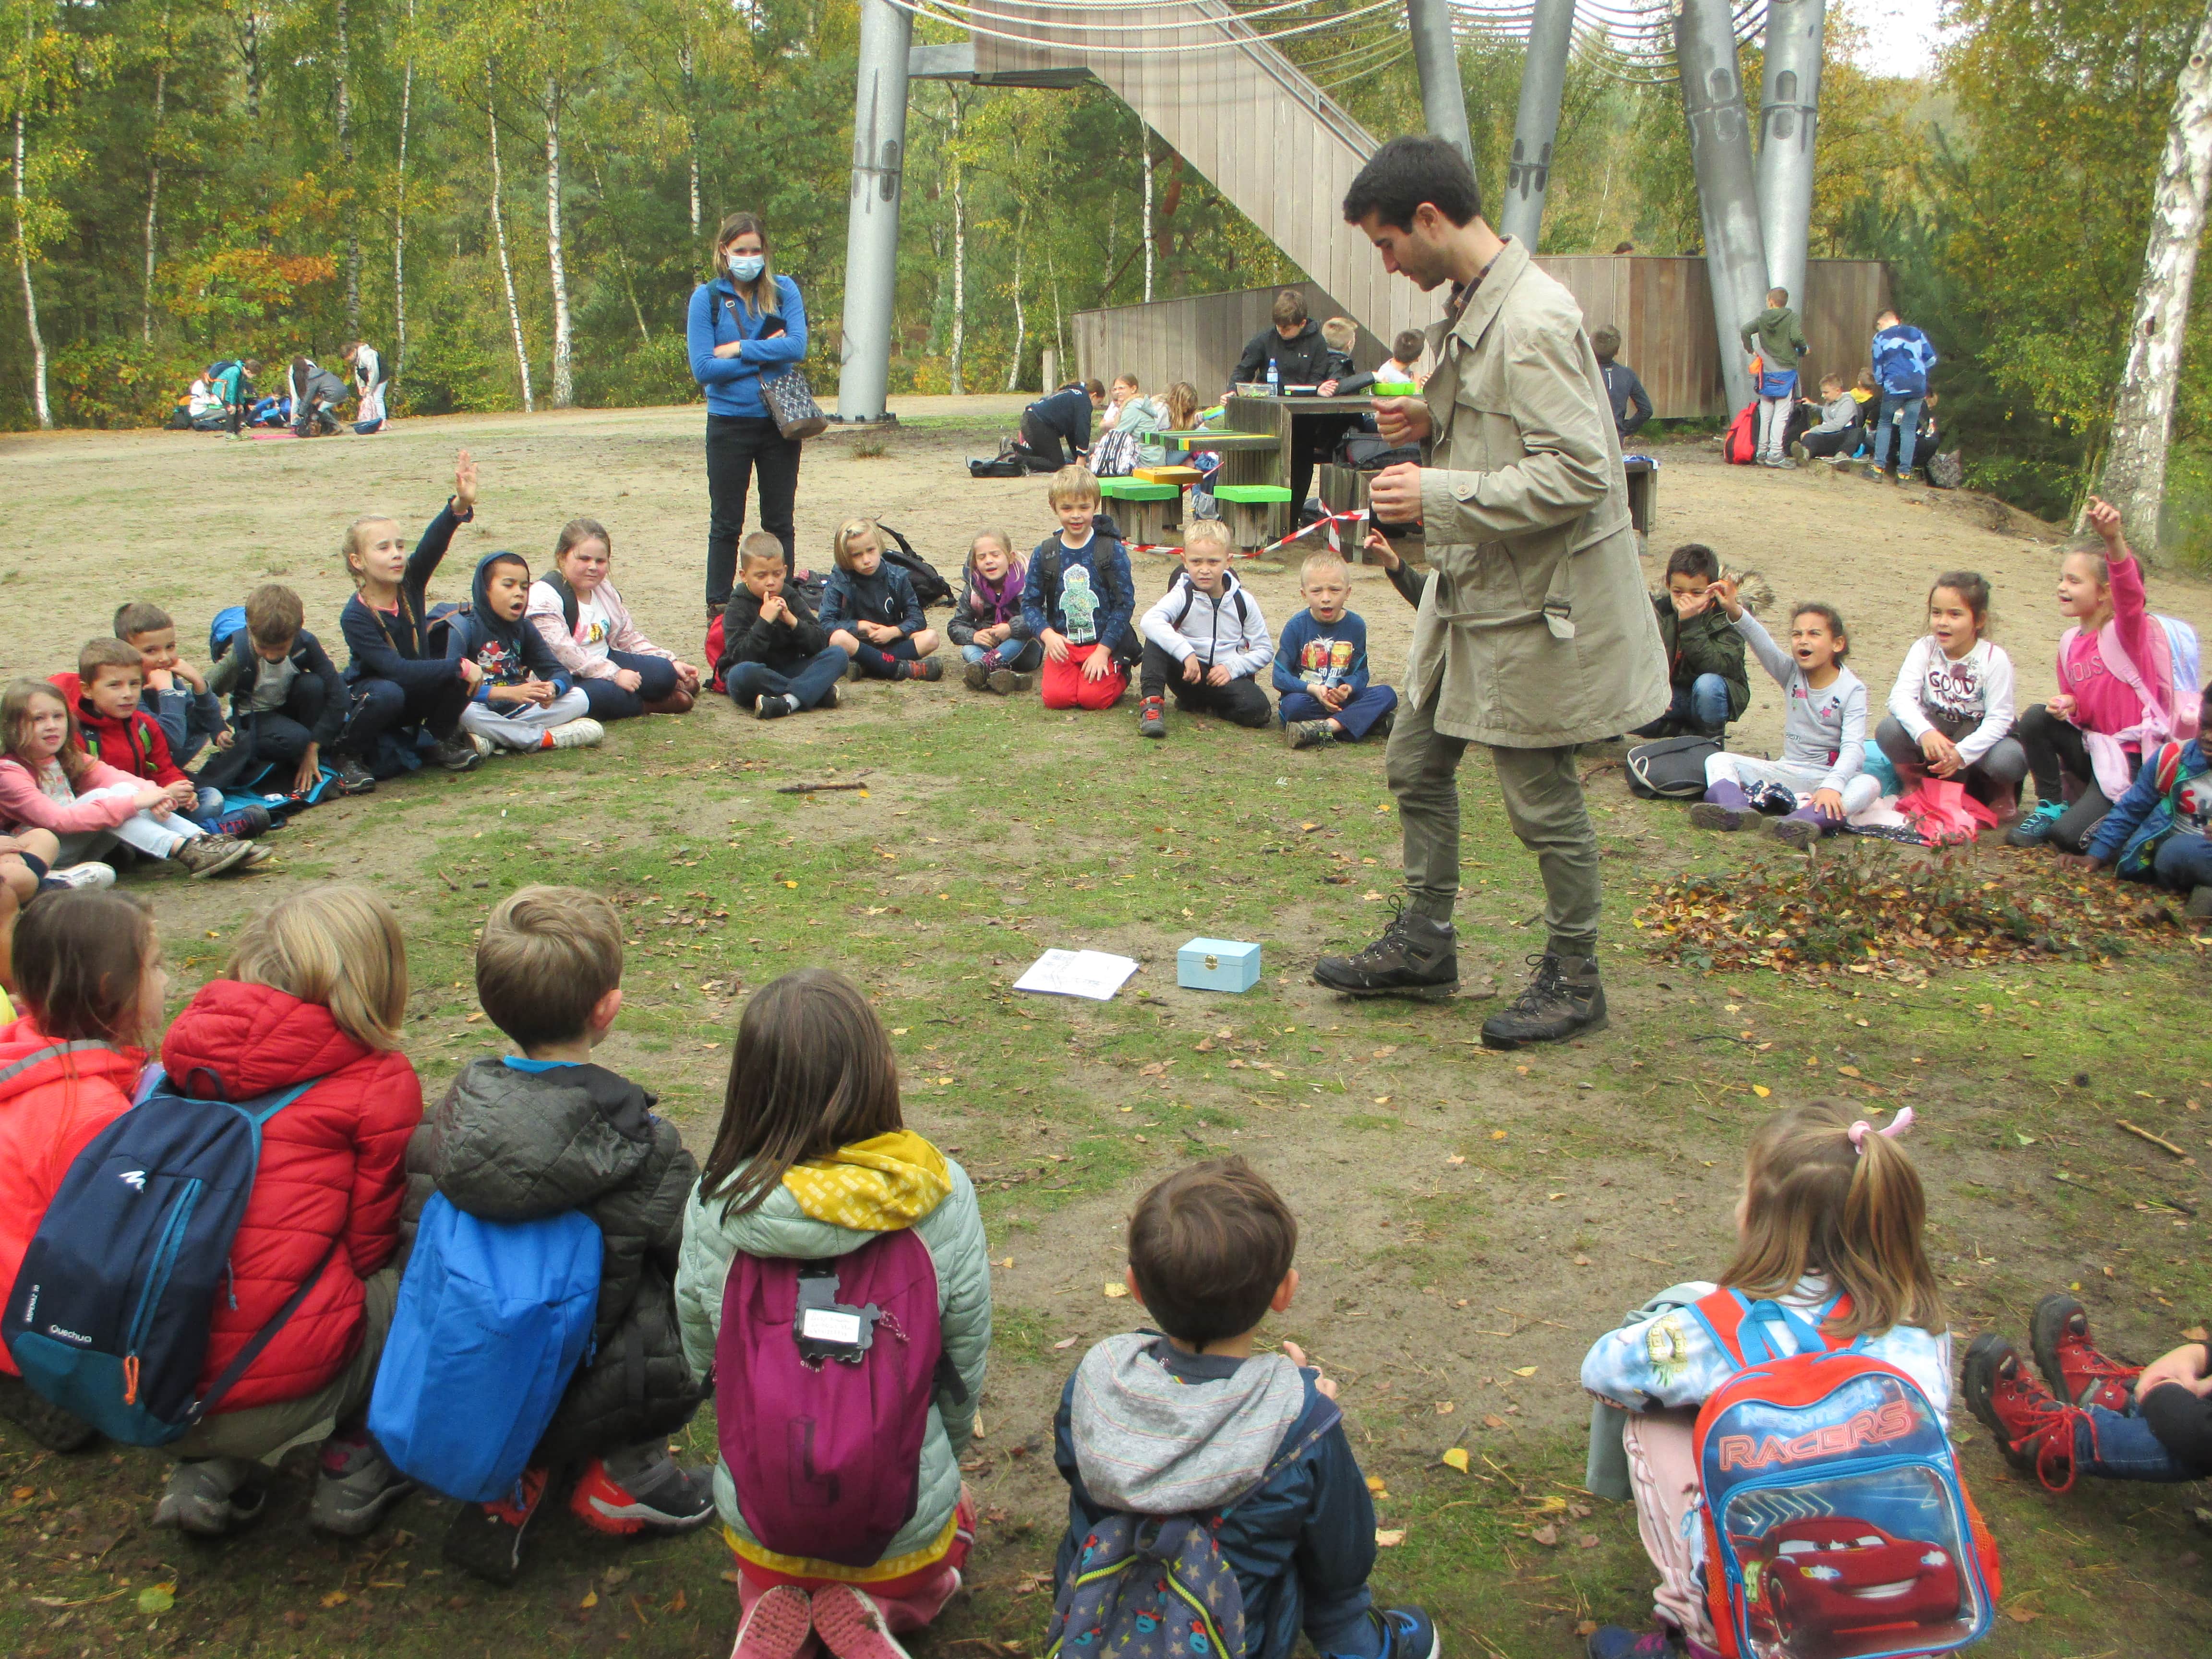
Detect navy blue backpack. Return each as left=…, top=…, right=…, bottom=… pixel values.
left=2, top=1069, right=330, bottom=1445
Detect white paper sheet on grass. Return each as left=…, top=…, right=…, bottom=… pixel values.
left=1013, top=949, right=1140, bottom=1001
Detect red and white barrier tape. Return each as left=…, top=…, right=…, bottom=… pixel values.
left=1130, top=510, right=1372, bottom=563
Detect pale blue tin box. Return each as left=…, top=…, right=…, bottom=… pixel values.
left=1177, top=938, right=1262, bottom=992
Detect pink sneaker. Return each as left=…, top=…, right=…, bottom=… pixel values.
left=731, top=1584, right=814, bottom=1659
left=810, top=1583, right=912, bottom=1659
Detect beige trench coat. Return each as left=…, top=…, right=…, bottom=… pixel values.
left=1406, top=237, right=1669, bottom=747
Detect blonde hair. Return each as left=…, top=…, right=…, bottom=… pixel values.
left=1720, top=1101, right=1945, bottom=1342
left=714, top=210, right=780, bottom=315
left=967, top=529, right=1017, bottom=579
left=227, top=885, right=409, bottom=1051
left=476, top=885, right=624, bottom=1051
left=341, top=516, right=400, bottom=588
left=830, top=517, right=881, bottom=573
left=1047, top=465, right=1100, bottom=510
left=1320, top=316, right=1357, bottom=353
left=1183, top=519, right=1232, bottom=556
left=1300, top=549, right=1350, bottom=585
left=1164, top=382, right=1201, bottom=431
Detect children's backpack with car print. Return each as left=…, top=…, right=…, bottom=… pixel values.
left=1688, top=1288, right=2001, bottom=1659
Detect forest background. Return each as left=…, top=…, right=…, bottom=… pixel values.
left=5, top=0, right=2211, bottom=557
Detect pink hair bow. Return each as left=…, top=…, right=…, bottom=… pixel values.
left=1848, top=1106, right=1916, bottom=1152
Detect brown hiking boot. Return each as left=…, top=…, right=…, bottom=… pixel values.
left=173, top=835, right=255, bottom=878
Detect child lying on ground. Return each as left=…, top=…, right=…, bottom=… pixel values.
left=718, top=532, right=847, bottom=719
left=1274, top=549, right=1397, bottom=749
left=115, top=601, right=230, bottom=770
left=442, top=552, right=602, bottom=755
left=1136, top=518, right=1274, bottom=738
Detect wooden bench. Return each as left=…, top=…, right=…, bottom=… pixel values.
left=1098, top=477, right=1183, bottom=546
left=1212, top=484, right=1294, bottom=554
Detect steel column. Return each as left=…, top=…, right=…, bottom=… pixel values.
left=1406, top=0, right=1476, bottom=181
left=835, top=0, right=913, bottom=421
left=1755, top=0, right=1825, bottom=311
left=1499, top=0, right=1575, bottom=248
left=1676, top=0, right=1768, bottom=413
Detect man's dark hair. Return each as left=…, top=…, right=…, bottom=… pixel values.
left=1127, top=1157, right=1298, bottom=1346
left=1591, top=325, right=1622, bottom=362
left=1666, top=543, right=1721, bottom=583
left=1342, top=135, right=1481, bottom=232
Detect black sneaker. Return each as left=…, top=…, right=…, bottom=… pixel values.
left=431, top=731, right=485, bottom=773
left=755, top=692, right=793, bottom=721
left=0, top=1372, right=97, bottom=1452
left=1312, top=900, right=1459, bottom=1000
left=963, top=661, right=992, bottom=691
left=443, top=1466, right=549, bottom=1584
left=331, top=756, right=377, bottom=795
left=1480, top=953, right=1609, bottom=1049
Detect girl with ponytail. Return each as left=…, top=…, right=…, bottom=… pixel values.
left=1578, top=1102, right=1949, bottom=1659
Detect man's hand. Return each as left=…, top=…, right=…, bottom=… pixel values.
left=1372, top=396, right=1431, bottom=445
left=1281, top=1340, right=1337, bottom=1400
left=1205, top=663, right=1232, bottom=687
left=1181, top=655, right=1203, bottom=684
left=454, top=448, right=478, bottom=513
left=1041, top=628, right=1070, bottom=664
left=1920, top=731, right=1962, bottom=776
left=1080, top=647, right=1114, bottom=682
left=1368, top=463, right=1422, bottom=526
left=1710, top=577, right=1744, bottom=622
left=294, top=743, right=321, bottom=797
left=1812, top=788, right=1846, bottom=819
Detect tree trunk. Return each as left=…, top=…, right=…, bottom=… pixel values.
left=544, top=75, right=573, bottom=408
left=487, top=62, right=536, bottom=413
left=2096, top=0, right=2212, bottom=552
left=142, top=4, right=171, bottom=344
left=238, top=7, right=264, bottom=122
left=13, top=108, right=48, bottom=428
left=1004, top=228, right=1025, bottom=392
left=337, top=0, right=359, bottom=333
left=948, top=97, right=964, bottom=395
left=679, top=40, right=700, bottom=239
left=1141, top=126, right=1154, bottom=303
left=394, top=0, right=414, bottom=379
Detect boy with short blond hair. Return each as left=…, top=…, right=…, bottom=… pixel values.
left=116, top=601, right=231, bottom=769
left=1274, top=550, right=1397, bottom=749
left=1052, top=1158, right=1435, bottom=1659
left=203, top=582, right=357, bottom=796
left=421, top=884, right=712, bottom=1583
left=1023, top=465, right=1135, bottom=711
left=1137, top=518, right=1273, bottom=737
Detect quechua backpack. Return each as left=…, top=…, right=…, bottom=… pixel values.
left=1688, top=1288, right=2001, bottom=1659
left=1725, top=403, right=1758, bottom=465
left=874, top=523, right=955, bottom=609
left=715, top=1228, right=953, bottom=1567
left=1045, top=1401, right=1343, bottom=1659
left=368, top=1193, right=601, bottom=1503
left=3, top=1068, right=329, bottom=1445
left=1627, top=734, right=1723, bottom=800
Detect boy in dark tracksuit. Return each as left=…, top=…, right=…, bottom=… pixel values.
left=1634, top=544, right=1750, bottom=739
left=1054, top=1160, right=1435, bottom=1659
left=199, top=584, right=359, bottom=795
left=337, top=451, right=485, bottom=775
left=1022, top=381, right=1106, bottom=469
left=719, top=532, right=848, bottom=718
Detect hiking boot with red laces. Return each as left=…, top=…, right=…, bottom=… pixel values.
left=2031, top=1292, right=2140, bottom=1411
left=442, top=1464, right=549, bottom=1584
left=1963, top=1332, right=2090, bottom=1493
left=1138, top=695, right=1166, bottom=738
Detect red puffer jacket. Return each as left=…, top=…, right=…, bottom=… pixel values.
left=0, top=1016, right=145, bottom=1377
left=159, top=979, right=422, bottom=1411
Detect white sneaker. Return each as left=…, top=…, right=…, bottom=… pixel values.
left=44, top=862, right=116, bottom=890
left=469, top=733, right=495, bottom=758
left=543, top=718, right=605, bottom=751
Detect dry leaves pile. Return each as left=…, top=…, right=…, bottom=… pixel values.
left=1633, top=844, right=2197, bottom=977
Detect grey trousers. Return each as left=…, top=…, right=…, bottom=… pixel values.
left=1384, top=689, right=1603, bottom=957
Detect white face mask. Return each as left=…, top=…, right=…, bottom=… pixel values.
left=727, top=253, right=765, bottom=283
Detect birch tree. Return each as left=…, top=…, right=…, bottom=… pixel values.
left=336, top=0, right=358, bottom=332
left=142, top=2, right=171, bottom=343
left=543, top=69, right=573, bottom=406
left=394, top=0, right=414, bottom=377
left=2096, top=0, right=2212, bottom=549
left=485, top=60, right=535, bottom=411
left=3, top=0, right=102, bottom=428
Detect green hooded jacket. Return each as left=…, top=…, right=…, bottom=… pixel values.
left=1739, top=306, right=1808, bottom=373
left=1651, top=594, right=1752, bottom=722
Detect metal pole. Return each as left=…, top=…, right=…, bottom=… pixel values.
left=1755, top=0, right=1824, bottom=311
left=835, top=0, right=912, bottom=422
left=1499, top=0, right=1574, bottom=248
left=1676, top=0, right=1768, bottom=414
left=1406, top=0, right=1475, bottom=182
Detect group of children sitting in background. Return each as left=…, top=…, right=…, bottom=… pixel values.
left=1637, top=499, right=2208, bottom=913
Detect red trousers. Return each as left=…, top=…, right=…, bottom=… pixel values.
left=1041, top=641, right=1128, bottom=710
left=733, top=1493, right=976, bottom=1634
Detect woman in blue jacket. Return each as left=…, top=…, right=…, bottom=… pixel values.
left=687, top=211, right=808, bottom=619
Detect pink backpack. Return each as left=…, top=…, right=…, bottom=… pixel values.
left=715, top=1229, right=948, bottom=1568
left=2060, top=614, right=2203, bottom=744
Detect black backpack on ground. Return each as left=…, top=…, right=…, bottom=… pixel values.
left=873, top=523, right=954, bottom=609
left=1626, top=734, right=1723, bottom=800
left=1337, top=432, right=1420, bottom=471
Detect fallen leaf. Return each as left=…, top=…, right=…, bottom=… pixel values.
left=1752, top=1084, right=1771, bottom=1098
left=1441, top=1447, right=1470, bottom=1472
left=1491, top=1129, right=1508, bottom=1141
left=1837, top=1065, right=1862, bottom=1078
left=1373, top=1095, right=1392, bottom=1106
left=891, top=1027, right=908, bottom=1035
left=322, top=1590, right=351, bottom=1609
left=1573, top=1254, right=1592, bottom=1267
left=1531, top=1524, right=1560, bottom=1546
left=1365, top=1475, right=1388, bottom=1495
left=1578, top=1533, right=1600, bottom=1550
left=2185, top=1325, right=2210, bottom=1343
left=783, top=880, right=798, bottom=889
left=1375, top=1528, right=1407, bottom=1547
left=1052, top=1336, right=1080, bottom=1350
left=580, top=1588, right=599, bottom=1609
left=1194, top=1038, right=1215, bottom=1052
left=994, top=1257, right=1014, bottom=1269
left=1446, top=1154, right=1467, bottom=1166
left=2015, top=1131, right=2037, bottom=1146
left=1434, top=1400, right=1455, bottom=1414
left=1512, top=1365, right=1538, bottom=1378
left=1483, top=1413, right=1507, bottom=1429
left=137, top=1585, right=176, bottom=1615
left=1103, top=1281, right=1128, bottom=1298
left=463, top=1011, right=484, bottom=1023
left=2003, top=1607, right=2039, bottom=1625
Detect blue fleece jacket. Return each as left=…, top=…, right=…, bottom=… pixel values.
left=2086, top=737, right=2209, bottom=873
left=1871, top=324, right=1938, bottom=397
left=820, top=563, right=925, bottom=639
left=686, top=275, right=808, bottom=419
left=339, top=501, right=470, bottom=690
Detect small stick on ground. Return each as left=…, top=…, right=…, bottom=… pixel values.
left=777, top=779, right=873, bottom=795
left=2117, top=1119, right=2195, bottom=1162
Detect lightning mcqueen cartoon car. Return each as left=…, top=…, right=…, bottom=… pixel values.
left=1741, top=1517, right=1967, bottom=1651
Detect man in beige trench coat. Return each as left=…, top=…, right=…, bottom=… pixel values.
left=1315, top=136, right=1669, bottom=1048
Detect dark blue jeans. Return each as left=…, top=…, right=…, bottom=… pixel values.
left=2073, top=1401, right=2198, bottom=1481
left=1873, top=392, right=1924, bottom=474
left=578, top=650, right=680, bottom=721
left=344, top=673, right=469, bottom=762
left=1634, top=674, right=1731, bottom=737
left=727, top=647, right=848, bottom=711
left=2152, top=830, right=2212, bottom=892
left=1280, top=684, right=1398, bottom=741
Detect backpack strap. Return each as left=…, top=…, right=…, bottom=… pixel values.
left=544, top=569, right=580, bottom=635
left=1689, top=1287, right=1853, bottom=1373
left=188, top=1232, right=341, bottom=1423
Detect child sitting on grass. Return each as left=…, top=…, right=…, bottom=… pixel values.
left=0, top=680, right=253, bottom=880
left=527, top=520, right=700, bottom=721
left=1052, top=1158, right=1436, bottom=1659
left=202, top=585, right=357, bottom=797
left=442, top=551, right=602, bottom=755
left=1635, top=543, right=1749, bottom=740
left=115, top=601, right=230, bottom=770
left=2061, top=679, right=2212, bottom=915
left=822, top=518, right=943, bottom=682
left=1023, top=465, right=1135, bottom=711
left=337, top=448, right=487, bottom=776
left=1963, top=1291, right=2212, bottom=1494
left=1274, top=549, right=1397, bottom=749
left=1136, top=518, right=1274, bottom=738
left=1875, top=570, right=2024, bottom=814
left=951, top=530, right=1040, bottom=694
left=419, top=887, right=711, bottom=1583
left=53, top=639, right=224, bottom=831
left=0, top=890, right=161, bottom=1454
left=151, top=886, right=422, bottom=1539
left=1691, top=583, right=1875, bottom=848
left=1580, top=1103, right=1949, bottom=1659
left=677, top=968, right=990, bottom=1659
left=719, top=531, right=848, bottom=720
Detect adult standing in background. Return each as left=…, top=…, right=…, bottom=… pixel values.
left=687, top=211, right=808, bottom=618
left=343, top=341, right=387, bottom=432
left=1316, top=135, right=1667, bottom=1050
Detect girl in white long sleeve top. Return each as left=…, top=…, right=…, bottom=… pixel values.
left=1874, top=573, right=2027, bottom=811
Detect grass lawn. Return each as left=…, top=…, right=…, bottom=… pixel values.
left=1, top=409, right=2207, bottom=1658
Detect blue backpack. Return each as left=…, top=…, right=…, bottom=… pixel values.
left=2, top=1069, right=328, bottom=1445
left=208, top=604, right=248, bottom=663
left=367, top=1193, right=601, bottom=1503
